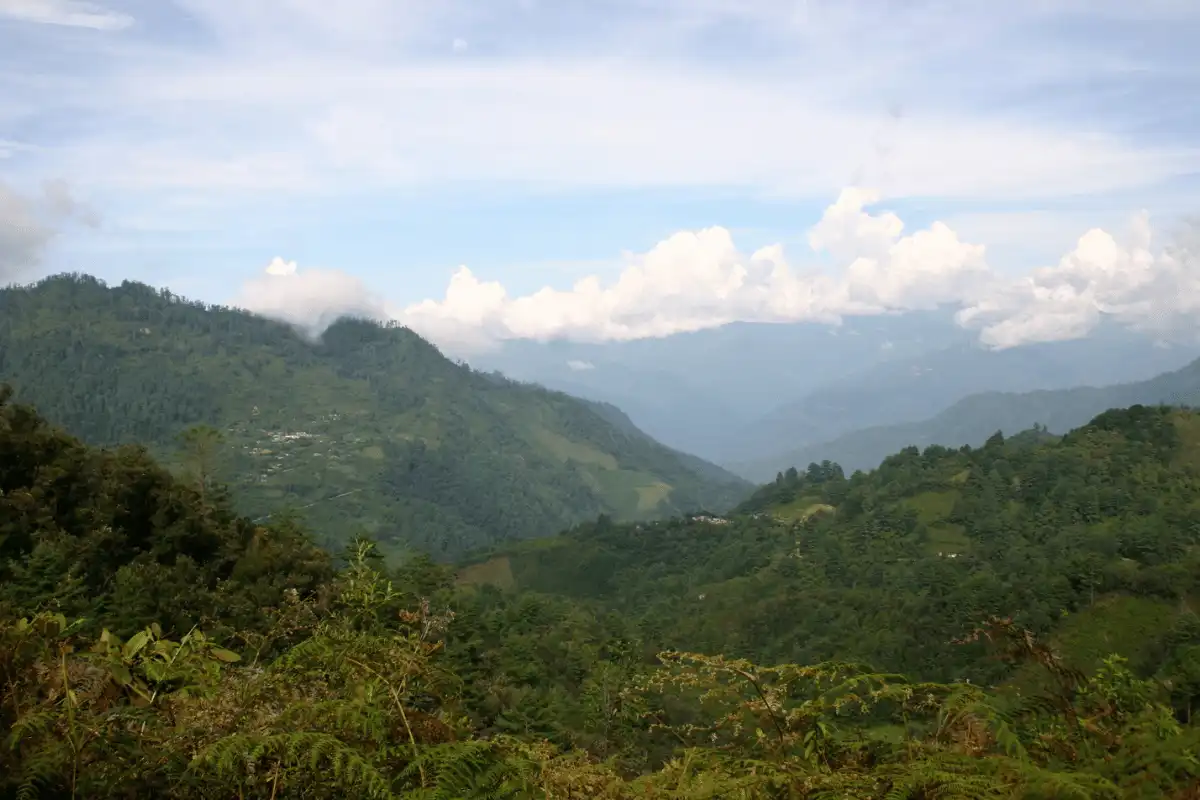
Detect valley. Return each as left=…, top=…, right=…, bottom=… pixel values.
left=6, top=275, right=1200, bottom=796
left=6, top=376, right=1200, bottom=795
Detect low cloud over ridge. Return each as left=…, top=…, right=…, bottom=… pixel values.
left=234, top=188, right=1199, bottom=351
left=0, top=179, right=99, bottom=284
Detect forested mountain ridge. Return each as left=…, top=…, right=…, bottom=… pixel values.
left=0, top=274, right=748, bottom=556
left=8, top=391, right=1200, bottom=797
left=461, top=405, right=1200, bottom=694
left=737, top=355, right=1200, bottom=479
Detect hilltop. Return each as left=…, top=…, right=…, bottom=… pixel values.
left=737, top=354, right=1200, bottom=479
left=0, top=274, right=748, bottom=556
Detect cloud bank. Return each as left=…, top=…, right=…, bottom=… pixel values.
left=8, top=0, right=1200, bottom=209
left=234, top=188, right=1199, bottom=351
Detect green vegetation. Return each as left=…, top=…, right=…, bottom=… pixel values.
left=0, top=274, right=748, bottom=557
left=11, top=278, right=1200, bottom=799
left=8, top=391, right=1200, bottom=797
left=467, top=407, right=1200, bottom=695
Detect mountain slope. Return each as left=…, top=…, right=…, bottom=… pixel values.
left=460, top=405, right=1200, bottom=687
left=467, top=312, right=1200, bottom=464
left=465, top=310, right=972, bottom=459
left=0, top=274, right=749, bottom=556
left=726, top=326, right=1200, bottom=465
left=737, top=355, right=1200, bottom=479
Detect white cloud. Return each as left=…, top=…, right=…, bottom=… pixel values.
left=233, top=257, right=389, bottom=335
left=234, top=188, right=1200, bottom=352
left=399, top=188, right=991, bottom=344
left=0, top=0, right=133, bottom=30
left=0, top=179, right=97, bottom=283
left=957, top=214, right=1200, bottom=348
left=50, top=58, right=1197, bottom=201
left=12, top=0, right=1198, bottom=207
left=566, top=360, right=595, bottom=371
left=264, top=256, right=297, bottom=277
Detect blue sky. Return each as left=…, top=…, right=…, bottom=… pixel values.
left=2, top=0, right=1199, bottom=347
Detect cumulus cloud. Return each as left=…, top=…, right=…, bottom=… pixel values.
left=233, top=256, right=390, bottom=335
left=235, top=189, right=1200, bottom=352
left=0, top=179, right=98, bottom=284
left=0, top=0, right=134, bottom=30
left=399, top=188, right=990, bottom=345
left=957, top=215, right=1200, bottom=347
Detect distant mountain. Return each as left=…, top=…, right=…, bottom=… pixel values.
left=735, top=355, right=1200, bottom=480
left=465, top=310, right=973, bottom=458
left=726, top=323, right=1200, bottom=464
left=465, top=312, right=1200, bottom=465
left=0, top=274, right=749, bottom=557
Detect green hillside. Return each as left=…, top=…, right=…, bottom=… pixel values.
left=8, top=392, right=1200, bottom=797
left=462, top=405, right=1200, bottom=691
left=0, top=274, right=748, bottom=556
left=736, top=355, right=1200, bottom=479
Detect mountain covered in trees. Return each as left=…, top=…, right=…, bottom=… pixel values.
left=0, top=274, right=748, bottom=557
left=7, top=391, right=1200, bottom=796
left=736, top=355, right=1200, bottom=479
left=461, top=404, right=1200, bottom=695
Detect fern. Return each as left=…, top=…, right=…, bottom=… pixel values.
left=192, top=730, right=395, bottom=799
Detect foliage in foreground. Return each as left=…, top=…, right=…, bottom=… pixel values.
left=5, top=541, right=1200, bottom=799
left=7, top=380, right=1200, bottom=796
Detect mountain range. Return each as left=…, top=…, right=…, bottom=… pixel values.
left=465, top=313, right=1200, bottom=473
left=736, top=354, right=1200, bottom=480
left=0, top=274, right=749, bottom=557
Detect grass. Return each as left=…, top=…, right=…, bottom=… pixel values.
left=925, top=524, right=970, bottom=556
left=771, top=495, right=831, bottom=521
left=532, top=429, right=619, bottom=470
left=636, top=482, right=673, bottom=512
left=595, top=469, right=673, bottom=516
left=456, top=556, right=517, bottom=590
left=904, top=490, right=959, bottom=525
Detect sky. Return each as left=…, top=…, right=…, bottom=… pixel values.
left=2, top=0, right=1200, bottom=350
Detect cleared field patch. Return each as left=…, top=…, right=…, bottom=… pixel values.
left=925, top=523, right=970, bottom=556
left=772, top=495, right=830, bottom=521
left=532, top=429, right=618, bottom=470
left=904, top=490, right=959, bottom=524
left=456, top=556, right=516, bottom=590
left=635, top=481, right=673, bottom=512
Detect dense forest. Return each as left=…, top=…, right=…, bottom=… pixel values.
left=0, top=274, right=748, bottom=558
left=7, top=386, right=1200, bottom=796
